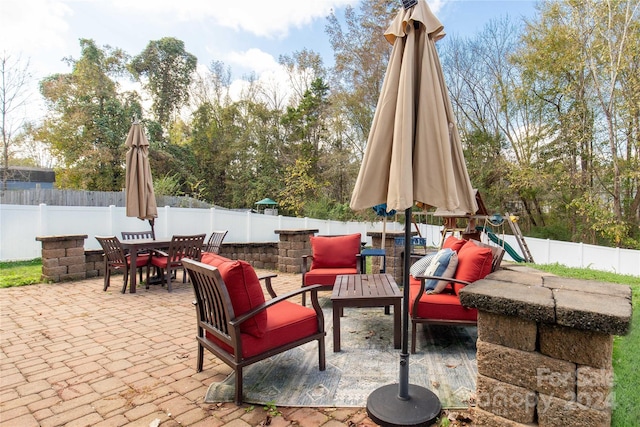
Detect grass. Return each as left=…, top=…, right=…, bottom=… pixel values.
left=532, top=263, right=639, bottom=426
left=0, top=259, right=43, bottom=288
left=1, top=259, right=638, bottom=424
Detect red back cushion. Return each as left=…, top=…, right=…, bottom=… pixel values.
left=442, top=236, right=466, bottom=253
left=200, top=253, right=266, bottom=338
left=454, top=240, right=493, bottom=285
left=310, top=233, right=361, bottom=269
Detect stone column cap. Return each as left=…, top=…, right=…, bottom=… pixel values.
left=366, top=230, right=415, bottom=237
left=36, top=235, right=88, bottom=242
left=460, top=267, right=633, bottom=336
left=274, top=229, right=319, bottom=235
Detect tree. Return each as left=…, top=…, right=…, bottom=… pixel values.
left=130, top=38, right=197, bottom=127
left=1, top=52, right=32, bottom=191
left=326, top=0, right=397, bottom=158
left=38, top=39, right=141, bottom=190
left=517, top=0, right=640, bottom=246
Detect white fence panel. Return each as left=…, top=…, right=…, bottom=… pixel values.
left=1, top=203, right=638, bottom=277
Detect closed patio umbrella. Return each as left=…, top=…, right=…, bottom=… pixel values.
left=350, top=1, right=477, bottom=425
left=125, top=120, right=158, bottom=238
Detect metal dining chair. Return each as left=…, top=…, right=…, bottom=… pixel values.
left=121, top=230, right=159, bottom=282
left=203, top=230, right=228, bottom=254
left=150, top=234, right=206, bottom=292
left=95, top=235, right=151, bottom=293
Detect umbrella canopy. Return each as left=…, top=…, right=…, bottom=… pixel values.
left=125, top=121, right=158, bottom=234
left=352, top=1, right=477, bottom=425
left=350, top=0, right=477, bottom=215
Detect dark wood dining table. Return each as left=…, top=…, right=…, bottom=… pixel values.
left=120, top=237, right=172, bottom=293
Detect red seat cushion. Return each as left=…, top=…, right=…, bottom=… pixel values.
left=128, top=253, right=150, bottom=268
left=200, top=253, right=267, bottom=338
left=206, top=301, right=319, bottom=358
left=310, top=234, right=361, bottom=269
left=408, top=279, right=477, bottom=322
left=454, top=240, right=493, bottom=284
left=442, top=236, right=466, bottom=253
left=303, top=267, right=358, bottom=286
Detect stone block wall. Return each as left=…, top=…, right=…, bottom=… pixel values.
left=275, top=229, right=318, bottom=274
left=36, top=235, right=88, bottom=282
left=460, top=266, right=632, bottom=427
left=218, top=242, right=278, bottom=270
left=85, top=249, right=105, bottom=278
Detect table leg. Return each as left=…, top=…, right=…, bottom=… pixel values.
left=333, top=303, right=342, bottom=352
left=129, top=251, right=137, bottom=293
left=393, top=300, right=401, bottom=349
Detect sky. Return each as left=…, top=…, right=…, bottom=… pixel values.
left=1, top=0, right=538, bottom=122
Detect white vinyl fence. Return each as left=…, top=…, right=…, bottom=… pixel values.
left=1, top=204, right=638, bottom=277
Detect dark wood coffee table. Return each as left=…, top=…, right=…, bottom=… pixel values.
left=331, top=274, right=402, bottom=352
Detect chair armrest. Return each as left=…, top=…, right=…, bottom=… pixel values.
left=414, top=275, right=472, bottom=288
left=258, top=273, right=278, bottom=298
left=230, top=285, right=324, bottom=328
left=410, top=275, right=472, bottom=314
left=301, top=255, right=313, bottom=275
left=152, top=249, right=169, bottom=257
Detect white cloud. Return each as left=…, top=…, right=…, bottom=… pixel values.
left=225, top=48, right=280, bottom=75
left=0, top=0, right=73, bottom=53
left=107, top=0, right=359, bottom=38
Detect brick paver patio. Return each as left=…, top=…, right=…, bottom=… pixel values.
left=1, top=269, right=378, bottom=426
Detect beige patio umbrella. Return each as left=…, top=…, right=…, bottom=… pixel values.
left=125, top=120, right=158, bottom=238
left=351, top=1, right=477, bottom=425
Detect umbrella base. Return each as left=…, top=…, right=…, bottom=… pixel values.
left=366, top=383, right=441, bottom=427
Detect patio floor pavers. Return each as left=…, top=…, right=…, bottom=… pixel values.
left=0, top=269, right=378, bottom=426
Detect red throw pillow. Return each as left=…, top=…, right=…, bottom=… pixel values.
left=201, top=253, right=266, bottom=338
left=454, top=240, right=493, bottom=284
left=442, top=236, right=466, bottom=253
left=310, top=233, right=361, bottom=269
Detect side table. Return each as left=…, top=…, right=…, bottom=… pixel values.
left=331, top=274, right=401, bottom=352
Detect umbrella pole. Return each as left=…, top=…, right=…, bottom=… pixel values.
left=365, top=208, right=441, bottom=427
left=149, top=219, right=156, bottom=240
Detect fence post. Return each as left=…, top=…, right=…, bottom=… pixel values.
left=108, top=205, right=116, bottom=235
left=246, top=211, right=252, bottom=242
left=209, top=207, right=216, bottom=235
left=38, top=203, right=48, bottom=236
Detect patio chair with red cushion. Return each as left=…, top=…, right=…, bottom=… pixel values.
left=183, top=255, right=326, bottom=405
left=96, top=235, right=151, bottom=294
left=409, top=236, right=505, bottom=353
left=300, top=233, right=362, bottom=306
left=150, top=234, right=206, bottom=292
left=202, top=230, right=228, bottom=254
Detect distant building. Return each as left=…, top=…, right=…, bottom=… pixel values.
left=1, top=167, right=56, bottom=189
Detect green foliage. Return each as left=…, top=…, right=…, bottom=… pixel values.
left=528, top=223, right=573, bottom=242
left=0, top=259, right=42, bottom=288
left=129, top=37, right=197, bottom=126
left=153, top=173, right=182, bottom=197
left=37, top=39, right=141, bottom=191
left=263, top=401, right=281, bottom=417
left=278, top=158, right=319, bottom=217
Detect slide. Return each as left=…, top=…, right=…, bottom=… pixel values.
left=475, top=226, right=526, bottom=263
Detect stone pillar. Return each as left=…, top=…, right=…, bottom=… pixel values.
left=460, top=267, right=633, bottom=427
left=366, top=230, right=419, bottom=285
left=274, top=229, right=318, bottom=274
left=85, top=249, right=105, bottom=278
left=36, top=235, right=88, bottom=282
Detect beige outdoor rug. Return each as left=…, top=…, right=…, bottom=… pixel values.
left=204, top=301, right=477, bottom=408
